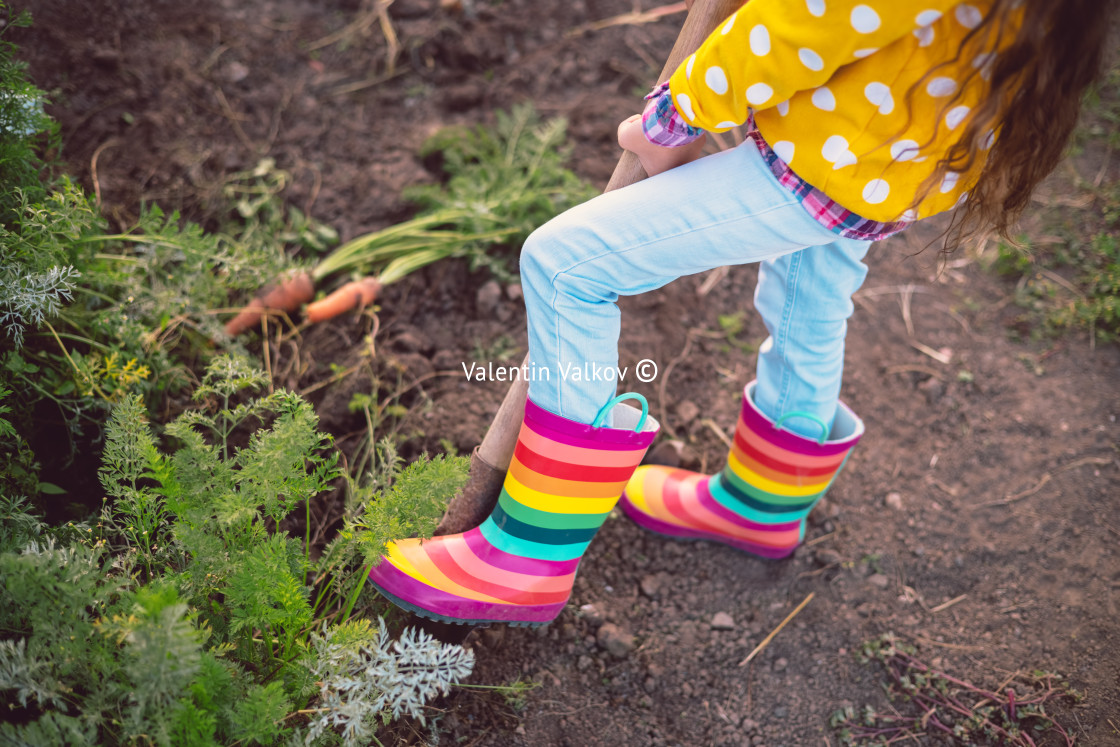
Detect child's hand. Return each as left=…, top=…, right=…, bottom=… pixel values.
left=617, top=114, right=707, bottom=177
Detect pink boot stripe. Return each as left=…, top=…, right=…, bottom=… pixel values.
left=442, top=534, right=577, bottom=593
left=461, top=527, right=581, bottom=576
left=518, top=422, right=647, bottom=467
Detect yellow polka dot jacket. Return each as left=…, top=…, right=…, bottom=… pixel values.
left=665, top=0, right=1014, bottom=222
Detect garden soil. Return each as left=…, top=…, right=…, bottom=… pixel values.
left=16, top=0, right=1120, bottom=744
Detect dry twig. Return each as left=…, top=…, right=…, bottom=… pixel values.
left=738, top=592, right=814, bottom=666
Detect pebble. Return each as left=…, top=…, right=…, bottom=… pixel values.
left=710, top=612, right=736, bottom=631
left=867, top=573, right=891, bottom=589
left=884, top=492, right=904, bottom=510
left=506, top=283, right=523, bottom=301
left=676, top=399, right=701, bottom=424
left=596, top=622, right=636, bottom=658
left=640, top=574, right=662, bottom=599
left=475, top=279, right=503, bottom=315
left=772, top=657, right=788, bottom=672
left=578, top=603, right=605, bottom=626
left=815, top=548, right=843, bottom=566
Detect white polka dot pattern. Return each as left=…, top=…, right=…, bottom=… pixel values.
left=890, top=139, right=920, bottom=161
left=750, top=25, right=771, bottom=56
left=926, top=77, right=957, bottom=97
left=822, top=135, right=857, bottom=169
left=799, top=48, right=825, bottom=71
left=811, top=86, right=836, bottom=111
left=915, top=9, right=941, bottom=25
left=747, top=83, right=773, bottom=106
left=850, top=5, right=881, bottom=32
left=705, top=66, right=729, bottom=95
left=955, top=4, right=982, bottom=28
left=945, top=105, right=970, bottom=130
left=658, top=0, right=1005, bottom=221
left=862, top=178, right=890, bottom=204
left=864, top=82, right=894, bottom=114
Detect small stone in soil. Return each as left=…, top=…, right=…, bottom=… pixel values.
left=815, top=548, right=843, bottom=566
left=596, top=622, right=636, bottom=658
left=640, top=574, right=662, bottom=598
left=884, top=491, right=904, bottom=510
left=772, top=657, right=788, bottom=672
left=578, top=603, right=605, bottom=626
left=475, top=279, right=502, bottom=315
left=710, top=611, right=736, bottom=631
left=867, top=572, right=890, bottom=588
left=676, top=399, right=701, bottom=424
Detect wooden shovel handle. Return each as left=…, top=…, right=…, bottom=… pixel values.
left=474, top=0, right=743, bottom=472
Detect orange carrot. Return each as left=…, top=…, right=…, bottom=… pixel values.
left=224, top=271, right=315, bottom=336
left=305, top=277, right=383, bottom=324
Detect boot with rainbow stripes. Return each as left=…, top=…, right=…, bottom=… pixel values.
left=621, top=381, right=862, bottom=559
left=368, top=394, right=659, bottom=626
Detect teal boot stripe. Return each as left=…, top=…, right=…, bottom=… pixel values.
left=708, top=473, right=814, bottom=524
left=479, top=516, right=591, bottom=562
left=497, top=490, right=612, bottom=531
left=718, top=467, right=821, bottom=513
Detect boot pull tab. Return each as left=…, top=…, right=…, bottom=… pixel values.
left=773, top=411, right=830, bottom=445
left=592, top=392, right=650, bottom=433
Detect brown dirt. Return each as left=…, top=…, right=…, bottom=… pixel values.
left=16, top=0, right=1120, bottom=745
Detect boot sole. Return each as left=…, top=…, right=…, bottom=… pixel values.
left=619, top=494, right=796, bottom=560
left=368, top=561, right=564, bottom=627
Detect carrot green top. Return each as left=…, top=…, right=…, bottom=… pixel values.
left=665, top=0, right=1015, bottom=222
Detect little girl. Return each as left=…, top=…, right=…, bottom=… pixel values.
left=368, top=0, right=1113, bottom=625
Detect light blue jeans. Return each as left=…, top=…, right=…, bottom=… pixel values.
left=519, top=140, right=872, bottom=439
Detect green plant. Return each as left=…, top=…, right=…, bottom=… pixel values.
left=832, top=634, right=1079, bottom=746
left=0, top=3, right=57, bottom=224
left=0, top=356, right=475, bottom=745
left=311, top=102, right=596, bottom=288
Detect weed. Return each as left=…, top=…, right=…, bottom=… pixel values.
left=832, top=633, right=1079, bottom=746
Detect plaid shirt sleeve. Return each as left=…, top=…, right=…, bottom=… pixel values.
left=641, top=82, right=704, bottom=147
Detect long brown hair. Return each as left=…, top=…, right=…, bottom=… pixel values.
left=922, top=0, right=1116, bottom=252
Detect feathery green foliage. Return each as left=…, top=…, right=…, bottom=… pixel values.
left=0, top=357, right=474, bottom=745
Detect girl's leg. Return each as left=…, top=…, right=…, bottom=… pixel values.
left=519, top=141, right=865, bottom=425
left=753, top=239, right=872, bottom=439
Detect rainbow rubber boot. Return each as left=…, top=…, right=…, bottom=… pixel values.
left=621, top=381, right=862, bottom=559
left=368, top=394, right=659, bottom=626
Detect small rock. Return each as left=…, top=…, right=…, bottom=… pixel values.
left=676, top=399, right=701, bottom=424
left=884, top=492, right=904, bottom=510
left=815, top=548, right=843, bottom=566
left=710, top=612, right=736, bottom=631
left=475, top=279, right=503, bottom=315
left=920, top=377, right=944, bottom=405
left=772, top=657, right=788, bottom=672
left=506, top=283, right=523, bottom=301
left=867, top=573, right=891, bottom=589
left=640, top=574, right=662, bottom=599
left=394, top=330, right=429, bottom=353
left=596, top=622, right=635, bottom=658
left=578, top=603, right=605, bottom=626
left=647, top=440, right=684, bottom=468
left=224, top=61, right=250, bottom=83
left=576, top=654, right=593, bottom=671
